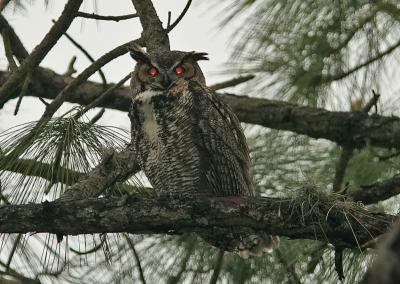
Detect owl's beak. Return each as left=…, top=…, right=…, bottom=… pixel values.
left=160, top=75, right=172, bottom=89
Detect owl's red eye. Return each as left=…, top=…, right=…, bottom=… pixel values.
left=174, top=66, right=184, bottom=75
left=148, top=67, right=158, bottom=76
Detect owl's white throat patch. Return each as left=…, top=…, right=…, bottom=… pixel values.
left=135, top=90, right=162, bottom=144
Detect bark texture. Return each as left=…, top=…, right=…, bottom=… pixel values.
left=0, top=194, right=395, bottom=250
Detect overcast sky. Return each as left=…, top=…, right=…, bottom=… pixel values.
left=0, top=0, right=234, bottom=131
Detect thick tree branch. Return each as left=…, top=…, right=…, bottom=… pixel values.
left=0, top=0, right=83, bottom=106
left=0, top=194, right=395, bottom=250
left=1, top=69, right=400, bottom=150
left=131, top=0, right=170, bottom=52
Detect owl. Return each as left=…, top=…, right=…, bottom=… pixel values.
left=127, top=44, right=277, bottom=255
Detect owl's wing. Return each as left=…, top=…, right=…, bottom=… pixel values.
left=189, top=82, right=255, bottom=197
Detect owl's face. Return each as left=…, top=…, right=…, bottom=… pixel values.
left=128, top=45, right=208, bottom=94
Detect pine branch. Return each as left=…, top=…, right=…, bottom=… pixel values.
left=0, top=0, right=84, bottom=106
left=1, top=69, right=400, bottom=150
left=0, top=194, right=395, bottom=250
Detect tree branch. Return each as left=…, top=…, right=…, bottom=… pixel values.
left=2, top=69, right=399, bottom=150
left=54, top=19, right=107, bottom=86
left=0, top=14, right=29, bottom=62
left=209, top=75, right=255, bottom=91
left=59, top=146, right=140, bottom=200
left=131, top=0, right=170, bottom=52
left=76, top=12, right=138, bottom=22
left=349, top=175, right=400, bottom=205
left=0, top=194, right=395, bottom=250
left=166, top=0, right=192, bottom=33
left=0, top=0, right=83, bottom=106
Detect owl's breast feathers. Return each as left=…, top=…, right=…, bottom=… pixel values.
left=129, top=80, right=254, bottom=197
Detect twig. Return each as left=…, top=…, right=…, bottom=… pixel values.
left=0, top=14, right=29, bottom=62
left=43, top=40, right=138, bottom=119
left=209, top=250, right=224, bottom=284
left=332, top=146, right=353, bottom=192
left=70, top=236, right=105, bottom=255
left=363, top=90, right=380, bottom=113
left=0, top=179, right=10, bottom=205
left=166, top=0, right=192, bottom=32
left=13, top=73, right=31, bottom=115
left=332, top=91, right=381, bottom=192
left=0, top=0, right=84, bottom=106
left=5, top=234, right=22, bottom=272
left=76, top=11, right=138, bottom=22
left=64, top=55, right=77, bottom=76
left=53, top=19, right=107, bottom=87
left=74, top=73, right=131, bottom=119
left=38, top=97, right=50, bottom=107
left=210, top=75, right=255, bottom=91
left=88, top=108, right=105, bottom=125
left=322, top=38, right=400, bottom=83
left=1, top=28, right=18, bottom=72
left=125, top=234, right=146, bottom=284
left=167, top=11, right=172, bottom=29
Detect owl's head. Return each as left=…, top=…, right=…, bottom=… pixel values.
left=128, top=44, right=209, bottom=94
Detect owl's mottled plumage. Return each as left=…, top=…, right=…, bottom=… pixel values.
left=128, top=45, right=277, bottom=254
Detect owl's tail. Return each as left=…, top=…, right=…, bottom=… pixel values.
left=199, top=230, right=279, bottom=257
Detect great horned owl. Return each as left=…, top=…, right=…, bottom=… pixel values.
left=128, top=44, right=277, bottom=255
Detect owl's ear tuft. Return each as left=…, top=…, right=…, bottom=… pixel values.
left=127, top=44, right=150, bottom=63
left=187, top=52, right=209, bottom=61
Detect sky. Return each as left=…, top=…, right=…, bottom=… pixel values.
left=0, top=0, right=235, bottom=131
